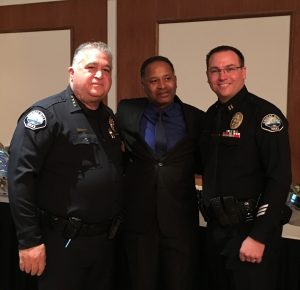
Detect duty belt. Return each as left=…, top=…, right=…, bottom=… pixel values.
left=40, top=210, right=122, bottom=240
left=199, top=195, right=257, bottom=226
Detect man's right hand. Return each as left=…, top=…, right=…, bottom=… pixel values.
left=19, top=243, right=46, bottom=276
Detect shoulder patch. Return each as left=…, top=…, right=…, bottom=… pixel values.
left=261, top=114, right=283, bottom=132
left=24, top=110, right=47, bottom=130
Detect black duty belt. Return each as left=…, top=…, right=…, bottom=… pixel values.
left=199, top=195, right=257, bottom=227
left=40, top=210, right=122, bottom=240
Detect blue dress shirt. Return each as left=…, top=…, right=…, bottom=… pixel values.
left=140, top=101, right=187, bottom=153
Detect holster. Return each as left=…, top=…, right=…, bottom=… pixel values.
left=210, top=196, right=240, bottom=226
left=62, top=217, right=82, bottom=240
left=39, top=209, right=122, bottom=240
left=209, top=196, right=257, bottom=226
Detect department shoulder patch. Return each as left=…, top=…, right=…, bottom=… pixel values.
left=24, top=110, right=47, bottom=130
left=261, top=114, right=283, bottom=132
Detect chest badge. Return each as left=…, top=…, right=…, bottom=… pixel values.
left=230, top=112, right=243, bottom=129
left=108, top=116, right=119, bottom=139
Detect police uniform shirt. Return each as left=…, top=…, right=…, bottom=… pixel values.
left=201, top=86, right=291, bottom=243
left=8, top=86, right=123, bottom=249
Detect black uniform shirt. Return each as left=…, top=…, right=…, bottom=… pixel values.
left=201, top=86, right=291, bottom=243
left=8, top=86, right=123, bottom=249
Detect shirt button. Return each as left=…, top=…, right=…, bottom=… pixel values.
left=158, top=162, right=163, bottom=167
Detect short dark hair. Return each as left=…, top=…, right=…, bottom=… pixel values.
left=206, top=45, right=245, bottom=68
left=140, top=55, right=175, bottom=79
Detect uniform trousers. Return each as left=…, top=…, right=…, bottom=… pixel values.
left=205, top=220, right=282, bottom=290
left=38, top=224, right=116, bottom=290
left=123, top=226, right=199, bottom=290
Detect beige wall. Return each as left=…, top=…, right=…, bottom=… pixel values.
left=0, top=30, right=70, bottom=146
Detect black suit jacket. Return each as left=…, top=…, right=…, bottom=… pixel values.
left=117, top=96, right=204, bottom=237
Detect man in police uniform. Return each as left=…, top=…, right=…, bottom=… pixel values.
left=8, top=42, right=123, bottom=290
left=200, top=45, right=291, bottom=290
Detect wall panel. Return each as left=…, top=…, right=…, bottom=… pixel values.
left=0, top=0, right=107, bottom=60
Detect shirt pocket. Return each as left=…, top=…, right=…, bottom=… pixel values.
left=220, top=135, right=240, bottom=147
left=71, top=132, right=99, bottom=145
left=70, top=133, right=101, bottom=169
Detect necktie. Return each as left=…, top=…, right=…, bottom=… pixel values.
left=155, top=111, right=167, bottom=157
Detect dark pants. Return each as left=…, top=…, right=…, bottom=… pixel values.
left=205, top=220, right=282, bottom=290
left=123, top=226, right=199, bottom=290
left=38, top=224, right=116, bottom=290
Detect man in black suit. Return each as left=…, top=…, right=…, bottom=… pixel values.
left=117, top=56, right=204, bottom=290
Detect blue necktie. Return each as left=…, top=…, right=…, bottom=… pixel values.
left=155, top=111, right=167, bottom=157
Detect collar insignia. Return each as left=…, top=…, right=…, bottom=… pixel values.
left=71, top=95, right=79, bottom=108
left=227, top=104, right=234, bottom=111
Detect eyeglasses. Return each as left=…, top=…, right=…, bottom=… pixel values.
left=208, top=66, right=243, bottom=76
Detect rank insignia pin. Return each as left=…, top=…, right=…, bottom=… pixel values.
left=71, top=95, right=79, bottom=108
left=108, top=116, right=118, bottom=139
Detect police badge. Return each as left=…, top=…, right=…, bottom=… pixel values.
left=108, top=116, right=119, bottom=139
left=230, top=112, right=243, bottom=129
